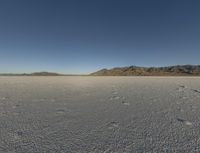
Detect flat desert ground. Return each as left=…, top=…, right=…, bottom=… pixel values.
left=0, top=76, right=200, bottom=153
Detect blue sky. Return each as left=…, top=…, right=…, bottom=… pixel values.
left=0, top=0, right=200, bottom=74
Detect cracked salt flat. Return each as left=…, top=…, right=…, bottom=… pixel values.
left=0, top=76, right=200, bottom=153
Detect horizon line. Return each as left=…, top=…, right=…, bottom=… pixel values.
left=1, top=64, right=200, bottom=75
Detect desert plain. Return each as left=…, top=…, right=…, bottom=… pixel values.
left=0, top=76, right=200, bottom=153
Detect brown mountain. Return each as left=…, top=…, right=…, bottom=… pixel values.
left=90, top=65, right=200, bottom=76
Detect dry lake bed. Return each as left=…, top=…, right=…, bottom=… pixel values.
left=0, top=76, right=200, bottom=153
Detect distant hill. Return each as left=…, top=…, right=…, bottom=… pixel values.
left=0, top=72, right=62, bottom=76
left=90, top=65, right=200, bottom=76
left=31, top=72, right=61, bottom=76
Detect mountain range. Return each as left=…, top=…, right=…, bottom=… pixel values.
left=90, top=65, right=200, bottom=76
left=0, top=72, right=61, bottom=76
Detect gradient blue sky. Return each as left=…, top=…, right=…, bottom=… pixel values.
left=0, top=0, right=200, bottom=74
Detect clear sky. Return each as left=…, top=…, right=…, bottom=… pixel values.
left=0, top=0, right=200, bottom=74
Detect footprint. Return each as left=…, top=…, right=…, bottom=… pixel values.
left=190, top=105, right=197, bottom=111
left=85, top=93, right=91, bottom=96
left=32, top=98, right=46, bottom=102
left=181, top=96, right=187, bottom=99
left=192, top=89, right=200, bottom=94
left=177, top=118, right=192, bottom=126
left=122, top=101, right=130, bottom=106
left=121, top=96, right=126, bottom=100
left=56, top=109, right=65, bottom=114
left=0, top=97, right=8, bottom=100
left=112, top=91, right=118, bottom=95
left=177, top=85, right=186, bottom=92
left=111, top=85, right=116, bottom=88
left=16, top=131, right=23, bottom=136
left=107, top=121, right=119, bottom=129
left=12, top=104, right=20, bottom=109
left=177, top=107, right=184, bottom=112
left=15, top=130, right=32, bottom=138
left=110, top=96, right=121, bottom=100
left=50, top=99, right=56, bottom=102
left=9, top=131, right=24, bottom=141
left=179, top=85, right=186, bottom=88
left=113, top=96, right=120, bottom=100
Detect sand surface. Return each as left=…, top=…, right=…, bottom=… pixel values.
left=0, top=76, right=200, bottom=153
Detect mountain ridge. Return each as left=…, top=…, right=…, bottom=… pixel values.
left=90, top=65, right=200, bottom=76
left=0, top=72, right=62, bottom=76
